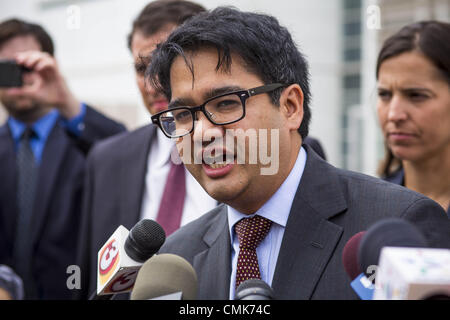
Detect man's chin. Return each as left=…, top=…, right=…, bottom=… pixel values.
left=3, top=101, right=47, bottom=122
left=3, top=99, right=33, bottom=111
left=202, top=180, right=242, bottom=204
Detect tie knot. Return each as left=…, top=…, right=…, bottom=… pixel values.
left=21, top=127, right=35, bottom=141
left=234, top=215, right=272, bottom=250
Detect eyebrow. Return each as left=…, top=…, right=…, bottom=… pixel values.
left=377, top=86, right=435, bottom=95
left=134, top=55, right=150, bottom=72
left=401, top=87, right=434, bottom=95
left=134, top=60, right=146, bottom=70
left=168, top=85, right=245, bottom=109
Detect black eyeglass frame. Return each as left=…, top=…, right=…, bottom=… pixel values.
left=151, top=83, right=287, bottom=138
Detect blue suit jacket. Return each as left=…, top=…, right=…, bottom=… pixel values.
left=0, top=106, right=125, bottom=299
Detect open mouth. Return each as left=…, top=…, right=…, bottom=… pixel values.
left=203, top=153, right=235, bottom=166
left=207, top=163, right=230, bottom=169
left=200, top=148, right=236, bottom=178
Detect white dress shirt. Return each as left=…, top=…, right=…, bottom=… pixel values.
left=227, top=146, right=307, bottom=299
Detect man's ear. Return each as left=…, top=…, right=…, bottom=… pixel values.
left=279, top=84, right=304, bottom=131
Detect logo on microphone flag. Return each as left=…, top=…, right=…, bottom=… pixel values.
left=97, top=225, right=143, bottom=295
left=99, top=238, right=120, bottom=286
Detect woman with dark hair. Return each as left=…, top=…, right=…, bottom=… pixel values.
left=376, top=20, right=450, bottom=217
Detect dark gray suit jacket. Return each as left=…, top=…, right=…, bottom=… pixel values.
left=384, top=168, right=450, bottom=218
left=159, top=144, right=450, bottom=300
left=73, top=126, right=328, bottom=299
left=75, top=124, right=157, bottom=299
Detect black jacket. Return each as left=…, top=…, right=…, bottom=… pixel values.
left=0, top=105, right=125, bottom=299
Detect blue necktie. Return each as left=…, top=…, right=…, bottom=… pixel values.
left=13, top=127, right=39, bottom=299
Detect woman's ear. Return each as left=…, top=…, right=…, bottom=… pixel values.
left=279, top=84, right=304, bottom=131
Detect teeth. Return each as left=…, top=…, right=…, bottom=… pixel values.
left=208, top=163, right=228, bottom=169
left=203, top=156, right=229, bottom=164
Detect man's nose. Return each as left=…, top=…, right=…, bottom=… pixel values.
left=192, top=111, right=224, bottom=145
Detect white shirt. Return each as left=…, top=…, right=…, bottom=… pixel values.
left=140, top=130, right=217, bottom=226
left=227, top=146, right=307, bottom=299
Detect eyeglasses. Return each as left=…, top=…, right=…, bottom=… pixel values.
left=151, top=83, right=286, bottom=138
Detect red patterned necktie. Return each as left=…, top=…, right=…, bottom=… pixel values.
left=234, top=215, right=272, bottom=289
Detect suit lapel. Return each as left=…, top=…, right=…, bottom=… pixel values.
left=272, top=145, right=347, bottom=299
left=193, top=205, right=231, bottom=300
left=30, top=124, right=69, bottom=245
left=0, top=125, right=18, bottom=246
left=119, top=124, right=156, bottom=229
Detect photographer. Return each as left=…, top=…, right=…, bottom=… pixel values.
left=0, top=18, right=125, bottom=299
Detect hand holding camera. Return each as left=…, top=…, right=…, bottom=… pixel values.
left=0, top=51, right=80, bottom=119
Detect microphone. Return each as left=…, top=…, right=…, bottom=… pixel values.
left=343, top=218, right=427, bottom=300
left=342, top=231, right=374, bottom=300
left=358, top=217, right=428, bottom=280
left=342, top=231, right=365, bottom=280
left=343, top=219, right=428, bottom=300
left=92, top=219, right=165, bottom=299
left=235, top=279, right=274, bottom=300
left=374, top=247, right=450, bottom=300
left=130, top=254, right=197, bottom=300
left=124, top=219, right=165, bottom=263
left=0, top=265, right=24, bottom=300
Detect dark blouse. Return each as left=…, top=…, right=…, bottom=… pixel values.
left=384, top=168, right=450, bottom=219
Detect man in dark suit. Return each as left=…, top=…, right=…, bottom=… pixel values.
left=75, top=1, right=218, bottom=299
left=0, top=18, right=125, bottom=299
left=146, top=7, right=450, bottom=299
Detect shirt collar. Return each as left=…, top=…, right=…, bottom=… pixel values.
left=8, top=110, right=59, bottom=142
left=153, top=129, right=178, bottom=167
left=227, top=146, right=307, bottom=236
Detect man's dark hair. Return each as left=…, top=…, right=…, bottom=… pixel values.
left=127, top=0, right=206, bottom=50
left=147, top=7, right=312, bottom=139
left=0, top=18, right=54, bottom=55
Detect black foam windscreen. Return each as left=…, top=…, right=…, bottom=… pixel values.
left=358, top=218, right=428, bottom=280
left=235, top=279, right=274, bottom=300
left=125, top=219, right=166, bottom=262
left=342, top=231, right=365, bottom=280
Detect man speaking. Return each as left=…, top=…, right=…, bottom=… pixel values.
left=147, top=7, right=450, bottom=299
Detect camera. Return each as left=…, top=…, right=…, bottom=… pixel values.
left=0, top=59, right=31, bottom=88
